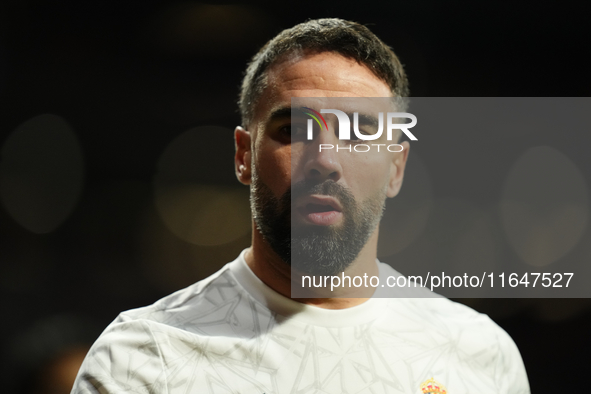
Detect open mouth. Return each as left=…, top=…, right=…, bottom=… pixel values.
left=304, top=203, right=339, bottom=213
left=295, top=197, right=343, bottom=226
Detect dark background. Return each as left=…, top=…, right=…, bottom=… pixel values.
left=1, top=1, right=590, bottom=392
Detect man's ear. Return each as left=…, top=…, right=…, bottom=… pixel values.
left=386, top=141, right=410, bottom=198
left=234, top=126, right=252, bottom=185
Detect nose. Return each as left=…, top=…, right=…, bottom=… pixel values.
left=303, top=127, right=343, bottom=182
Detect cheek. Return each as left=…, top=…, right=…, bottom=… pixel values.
left=346, top=154, right=392, bottom=195
left=255, top=142, right=292, bottom=193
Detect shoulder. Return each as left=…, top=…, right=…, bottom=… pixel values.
left=377, top=262, right=529, bottom=391
left=72, top=258, right=251, bottom=393
left=117, top=261, right=243, bottom=330
left=71, top=317, right=167, bottom=393
left=378, top=262, right=516, bottom=344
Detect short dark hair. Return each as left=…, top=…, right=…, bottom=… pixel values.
left=238, top=18, right=409, bottom=127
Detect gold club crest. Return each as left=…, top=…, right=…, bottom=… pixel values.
left=420, top=377, right=447, bottom=394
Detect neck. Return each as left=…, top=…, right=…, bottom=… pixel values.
left=245, top=223, right=380, bottom=309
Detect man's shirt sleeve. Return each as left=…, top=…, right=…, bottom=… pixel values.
left=494, top=324, right=530, bottom=393
left=71, top=318, right=168, bottom=394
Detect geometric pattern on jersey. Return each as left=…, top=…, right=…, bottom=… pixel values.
left=71, top=250, right=530, bottom=394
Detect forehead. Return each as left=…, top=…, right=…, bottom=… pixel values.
left=251, top=51, right=392, bottom=128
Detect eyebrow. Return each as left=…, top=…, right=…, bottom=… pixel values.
left=267, top=107, right=306, bottom=122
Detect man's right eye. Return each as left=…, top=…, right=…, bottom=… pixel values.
left=279, top=124, right=307, bottom=140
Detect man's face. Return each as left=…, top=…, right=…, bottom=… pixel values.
left=236, top=51, right=409, bottom=275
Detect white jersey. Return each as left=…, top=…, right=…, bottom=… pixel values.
left=72, top=250, right=530, bottom=394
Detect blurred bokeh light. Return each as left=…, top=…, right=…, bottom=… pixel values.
left=500, top=146, right=589, bottom=267
left=153, top=125, right=251, bottom=246
left=154, top=184, right=250, bottom=246
left=147, top=125, right=251, bottom=291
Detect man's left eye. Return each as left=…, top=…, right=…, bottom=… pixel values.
left=349, top=128, right=375, bottom=141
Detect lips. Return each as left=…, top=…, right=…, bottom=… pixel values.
left=295, top=196, right=343, bottom=226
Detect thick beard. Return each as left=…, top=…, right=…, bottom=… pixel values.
left=250, top=174, right=386, bottom=276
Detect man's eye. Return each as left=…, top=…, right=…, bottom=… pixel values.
left=280, top=124, right=306, bottom=139
left=349, top=128, right=376, bottom=141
